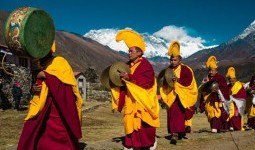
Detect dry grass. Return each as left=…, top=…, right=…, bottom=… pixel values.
left=0, top=110, right=26, bottom=150
left=1, top=101, right=255, bottom=150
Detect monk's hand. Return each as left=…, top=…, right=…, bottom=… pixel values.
left=172, top=76, right=179, bottom=82
left=36, top=71, right=46, bottom=79
left=32, top=83, right=42, bottom=93
left=119, top=71, right=129, bottom=80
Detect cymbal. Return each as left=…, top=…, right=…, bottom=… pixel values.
left=199, top=80, right=219, bottom=93
left=164, top=67, right=174, bottom=88
left=109, top=62, right=130, bottom=87
left=157, top=68, right=166, bottom=87
left=100, top=65, right=112, bottom=90
left=157, top=67, right=174, bottom=88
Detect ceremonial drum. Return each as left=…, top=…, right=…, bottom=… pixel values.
left=4, top=7, right=55, bottom=59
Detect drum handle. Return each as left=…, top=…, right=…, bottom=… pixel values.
left=1, top=53, right=15, bottom=76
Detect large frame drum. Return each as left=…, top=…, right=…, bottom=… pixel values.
left=4, top=7, right=55, bottom=59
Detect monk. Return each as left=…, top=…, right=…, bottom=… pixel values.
left=199, top=56, right=230, bottom=133
left=159, top=41, right=198, bottom=145
left=226, top=67, right=246, bottom=131
left=111, top=29, right=160, bottom=150
left=244, top=75, right=255, bottom=129
left=17, top=42, right=83, bottom=150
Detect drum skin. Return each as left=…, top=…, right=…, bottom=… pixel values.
left=4, top=7, right=55, bottom=59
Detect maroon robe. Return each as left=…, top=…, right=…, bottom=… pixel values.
left=167, top=65, right=193, bottom=134
left=17, top=72, right=82, bottom=150
left=246, top=82, right=255, bottom=129
left=232, top=85, right=247, bottom=99
left=209, top=73, right=230, bottom=130
left=118, top=57, right=156, bottom=148
left=228, top=83, right=246, bottom=130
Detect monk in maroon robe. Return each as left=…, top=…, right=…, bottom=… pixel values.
left=17, top=51, right=82, bottom=150
left=165, top=58, right=197, bottom=144
left=199, top=56, right=230, bottom=133
left=113, top=29, right=160, bottom=150
left=245, top=75, right=255, bottom=129
left=200, top=73, right=230, bottom=132
left=160, top=41, right=198, bottom=145
left=228, top=82, right=246, bottom=131
left=118, top=49, right=158, bottom=149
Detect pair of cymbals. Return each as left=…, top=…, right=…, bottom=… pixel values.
left=198, top=80, right=219, bottom=93
left=100, top=62, right=131, bottom=89
left=157, top=67, right=175, bottom=88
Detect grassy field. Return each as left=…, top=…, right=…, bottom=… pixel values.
left=1, top=101, right=255, bottom=150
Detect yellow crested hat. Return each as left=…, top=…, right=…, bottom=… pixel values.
left=116, top=29, right=145, bottom=52
left=50, top=40, right=56, bottom=53
left=167, top=41, right=180, bottom=57
left=226, top=67, right=236, bottom=79
left=206, top=56, right=218, bottom=69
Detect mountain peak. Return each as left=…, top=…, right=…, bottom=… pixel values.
left=84, top=28, right=169, bottom=58
left=228, top=20, right=255, bottom=44
left=84, top=28, right=215, bottom=58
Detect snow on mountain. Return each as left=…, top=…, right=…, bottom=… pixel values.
left=84, top=27, right=216, bottom=58
left=229, top=20, right=255, bottom=44
left=83, top=28, right=168, bottom=58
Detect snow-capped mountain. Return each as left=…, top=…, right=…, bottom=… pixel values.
left=229, top=20, right=255, bottom=44
left=184, top=20, right=255, bottom=82
left=83, top=29, right=168, bottom=58
left=185, top=20, right=255, bottom=68
left=84, top=27, right=216, bottom=58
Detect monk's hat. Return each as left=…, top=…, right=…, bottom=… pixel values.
left=116, top=29, right=145, bottom=52
left=226, top=67, right=236, bottom=79
left=167, top=41, right=180, bottom=57
left=206, top=56, right=218, bottom=69
left=109, top=62, right=131, bottom=87
left=50, top=40, right=56, bottom=53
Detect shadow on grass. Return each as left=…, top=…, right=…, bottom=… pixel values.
left=18, top=107, right=28, bottom=111
left=79, top=142, right=87, bottom=150
left=164, top=135, right=172, bottom=141
left=193, top=129, right=211, bottom=133
left=112, top=136, right=159, bottom=150
left=112, top=136, right=125, bottom=143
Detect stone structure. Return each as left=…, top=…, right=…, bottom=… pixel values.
left=74, top=71, right=87, bottom=101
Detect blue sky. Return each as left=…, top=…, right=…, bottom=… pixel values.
left=1, top=0, right=255, bottom=46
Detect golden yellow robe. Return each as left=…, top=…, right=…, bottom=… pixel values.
left=25, top=56, right=83, bottom=121
left=111, top=60, right=160, bottom=135
left=160, top=64, right=198, bottom=110
left=229, top=81, right=244, bottom=119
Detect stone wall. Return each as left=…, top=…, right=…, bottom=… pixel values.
left=0, top=64, right=111, bottom=110
left=86, top=82, right=111, bottom=101
left=0, top=63, right=31, bottom=109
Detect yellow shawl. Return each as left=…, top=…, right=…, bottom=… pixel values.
left=24, top=56, right=83, bottom=121
left=111, top=62, right=160, bottom=134
left=229, top=81, right=243, bottom=118
left=229, top=82, right=241, bottom=119
left=229, top=81, right=245, bottom=128
left=230, top=81, right=243, bottom=95
left=247, top=102, right=255, bottom=118
left=203, top=93, right=222, bottom=120
left=160, top=64, right=198, bottom=109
